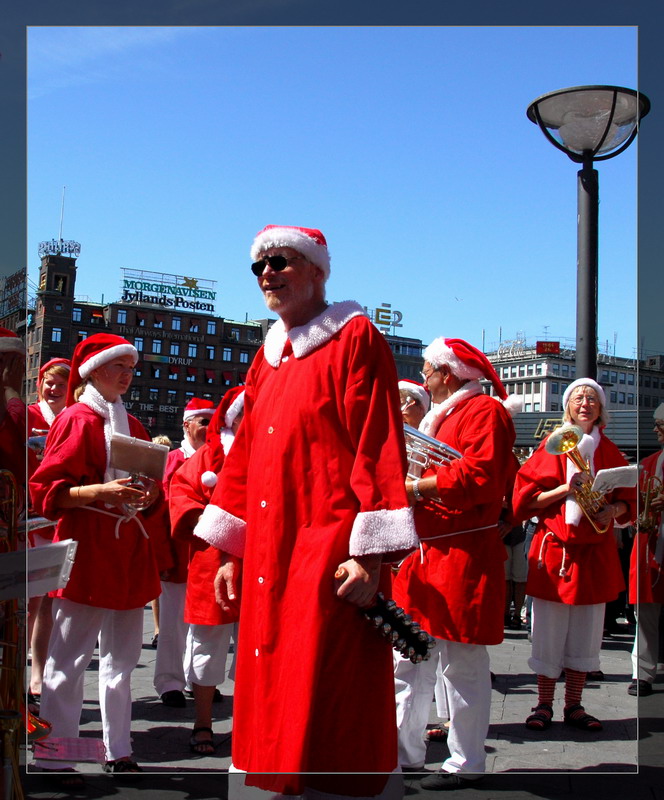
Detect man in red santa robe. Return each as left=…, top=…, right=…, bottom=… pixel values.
left=169, top=385, right=244, bottom=754
left=628, top=403, right=664, bottom=696
left=154, top=397, right=215, bottom=708
left=391, top=337, right=518, bottom=791
left=193, top=224, right=418, bottom=799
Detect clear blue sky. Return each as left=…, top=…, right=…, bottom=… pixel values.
left=27, top=26, right=639, bottom=357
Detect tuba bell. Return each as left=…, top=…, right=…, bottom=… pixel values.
left=638, top=474, right=663, bottom=534
left=544, top=424, right=611, bottom=534
left=403, top=423, right=462, bottom=507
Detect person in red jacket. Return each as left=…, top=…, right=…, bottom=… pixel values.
left=153, top=397, right=215, bottom=708
left=30, top=333, right=163, bottom=781
left=193, top=225, right=418, bottom=799
left=169, top=385, right=244, bottom=754
left=628, top=403, right=664, bottom=696
left=513, top=378, right=636, bottom=734
left=392, top=337, right=518, bottom=791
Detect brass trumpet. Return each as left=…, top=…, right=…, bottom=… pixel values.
left=638, top=474, right=663, bottom=534
left=544, top=424, right=611, bottom=534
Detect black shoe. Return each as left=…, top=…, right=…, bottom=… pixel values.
left=160, top=689, right=186, bottom=707
left=586, top=670, right=604, bottom=681
left=151, top=634, right=159, bottom=648
left=420, top=771, right=484, bottom=791
left=628, top=679, right=653, bottom=696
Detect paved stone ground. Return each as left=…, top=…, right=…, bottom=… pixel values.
left=19, top=608, right=663, bottom=799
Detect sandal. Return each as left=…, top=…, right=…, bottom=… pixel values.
left=189, top=726, right=216, bottom=755
left=525, top=702, right=553, bottom=731
left=563, top=703, right=603, bottom=731
left=425, top=727, right=449, bottom=742
left=103, top=758, right=143, bottom=774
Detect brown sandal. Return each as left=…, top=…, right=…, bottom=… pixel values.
left=189, top=726, right=216, bottom=755
left=563, top=704, right=602, bottom=731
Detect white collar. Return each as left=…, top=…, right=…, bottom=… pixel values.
left=420, top=381, right=484, bottom=438
left=263, top=300, right=365, bottom=368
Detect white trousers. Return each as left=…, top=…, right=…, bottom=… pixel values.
left=394, top=638, right=490, bottom=774
left=529, top=597, right=605, bottom=678
left=227, top=764, right=404, bottom=800
left=631, top=602, right=662, bottom=682
left=35, top=598, right=144, bottom=769
left=153, top=580, right=190, bottom=695
left=185, top=621, right=236, bottom=686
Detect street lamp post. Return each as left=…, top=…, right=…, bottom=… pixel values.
left=527, top=85, right=650, bottom=380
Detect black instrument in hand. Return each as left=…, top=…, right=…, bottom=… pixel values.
left=363, top=592, right=436, bottom=664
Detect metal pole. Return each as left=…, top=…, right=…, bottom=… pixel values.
left=576, top=159, right=599, bottom=379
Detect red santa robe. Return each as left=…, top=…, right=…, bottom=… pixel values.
left=629, top=449, right=664, bottom=604
left=29, top=403, right=162, bottom=610
left=512, top=431, right=636, bottom=605
left=27, top=401, right=63, bottom=544
left=392, top=388, right=517, bottom=646
left=193, top=301, right=418, bottom=796
left=156, top=447, right=191, bottom=579
left=170, top=436, right=240, bottom=625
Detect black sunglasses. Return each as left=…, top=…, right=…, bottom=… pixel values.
left=251, top=254, right=289, bottom=277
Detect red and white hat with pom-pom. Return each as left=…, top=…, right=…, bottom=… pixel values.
left=250, top=225, right=331, bottom=279
left=0, top=326, right=26, bottom=355
left=38, top=357, right=71, bottom=383
left=424, top=337, right=522, bottom=416
left=183, top=397, right=216, bottom=422
left=67, top=333, right=138, bottom=406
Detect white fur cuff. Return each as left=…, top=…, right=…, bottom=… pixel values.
left=193, top=504, right=246, bottom=558
left=348, top=506, right=418, bottom=557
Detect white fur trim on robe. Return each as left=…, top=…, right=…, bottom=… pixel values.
left=348, top=506, right=418, bottom=557
left=194, top=503, right=246, bottom=558
left=263, top=300, right=365, bottom=368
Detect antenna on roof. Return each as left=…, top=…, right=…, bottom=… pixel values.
left=58, top=186, right=66, bottom=243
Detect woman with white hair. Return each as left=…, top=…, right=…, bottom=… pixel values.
left=513, top=377, right=636, bottom=733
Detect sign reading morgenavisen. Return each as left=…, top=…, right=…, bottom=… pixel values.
left=120, top=268, right=217, bottom=313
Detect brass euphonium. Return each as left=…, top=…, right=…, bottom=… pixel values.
left=544, top=424, right=611, bottom=534
left=638, top=474, right=663, bottom=534
left=403, top=425, right=462, bottom=508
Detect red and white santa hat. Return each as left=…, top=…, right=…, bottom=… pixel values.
left=183, top=397, right=216, bottom=422
left=398, top=379, right=431, bottom=412
left=250, top=225, right=331, bottom=279
left=38, top=357, right=71, bottom=384
left=67, top=333, right=138, bottom=405
left=654, top=403, right=664, bottom=421
left=201, top=386, right=246, bottom=487
left=0, top=326, right=26, bottom=355
left=424, top=337, right=522, bottom=415
left=562, top=377, right=606, bottom=408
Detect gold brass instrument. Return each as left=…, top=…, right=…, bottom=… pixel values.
left=638, top=474, right=663, bottom=534
left=403, top=424, right=462, bottom=480
left=544, top=424, right=611, bottom=534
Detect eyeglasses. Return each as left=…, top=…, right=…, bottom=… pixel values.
left=250, top=254, right=306, bottom=277
left=654, top=420, right=664, bottom=431
left=569, top=395, right=599, bottom=407
left=420, top=368, right=439, bottom=382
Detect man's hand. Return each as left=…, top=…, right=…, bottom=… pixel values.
left=334, top=553, right=382, bottom=608
left=214, top=554, right=242, bottom=613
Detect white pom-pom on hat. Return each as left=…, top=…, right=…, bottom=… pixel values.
left=201, top=471, right=218, bottom=488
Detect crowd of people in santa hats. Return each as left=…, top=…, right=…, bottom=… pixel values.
left=0, top=220, right=657, bottom=796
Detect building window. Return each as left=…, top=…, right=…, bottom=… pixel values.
left=525, top=403, right=531, bottom=412
left=610, top=390, right=617, bottom=403
left=627, top=373, right=635, bottom=385
left=153, top=340, right=162, bottom=354
left=551, top=402, right=559, bottom=411
left=188, top=343, right=198, bottom=358
left=168, top=368, right=179, bottom=381
left=186, top=368, right=196, bottom=382
left=149, top=388, right=159, bottom=402
left=552, top=363, right=559, bottom=375
left=618, top=392, right=626, bottom=404
left=653, top=378, right=660, bottom=389
left=117, top=309, right=127, bottom=324
left=170, top=342, right=180, bottom=356
left=152, top=366, right=161, bottom=379
left=533, top=381, right=541, bottom=393
left=527, top=364, right=534, bottom=375
left=239, top=351, right=249, bottom=364
left=190, top=321, right=199, bottom=333
left=502, top=368, right=509, bottom=378
left=167, top=389, right=177, bottom=403
left=610, top=371, right=618, bottom=383
left=205, top=369, right=215, bottom=384
left=562, top=364, right=569, bottom=377
left=77, top=330, right=87, bottom=342
left=203, top=392, right=213, bottom=401
left=619, top=372, right=626, bottom=384
left=627, top=393, right=635, bottom=405
left=52, top=327, right=62, bottom=342
left=154, top=316, right=164, bottom=329
left=130, top=388, right=140, bottom=401
left=644, top=375, right=652, bottom=388
left=172, top=317, right=182, bottom=331
left=536, top=364, right=543, bottom=375
left=551, top=381, right=559, bottom=394
left=518, top=365, right=525, bottom=377
left=230, top=328, right=240, bottom=341
left=137, top=313, right=146, bottom=327
left=72, top=307, right=82, bottom=322
left=510, top=366, right=517, bottom=377
left=516, top=383, right=523, bottom=395
left=223, top=347, right=232, bottom=362
left=134, top=366, right=142, bottom=377
left=207, top=320, right=216, bottom=335
left=134, top=337, right=144, bottom=352
left=206, top=345, right=215, bottom=360
left=185, top=391, right=194, bottom=401
left=533, top=402, right=540, bottom=412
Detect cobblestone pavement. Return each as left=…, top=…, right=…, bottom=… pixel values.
left=20, top=608, right=663, bottom=799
